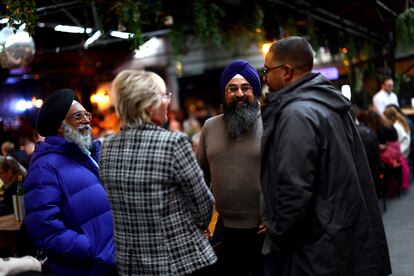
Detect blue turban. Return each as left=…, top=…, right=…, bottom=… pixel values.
left=220, top=60, right=261, bottom=96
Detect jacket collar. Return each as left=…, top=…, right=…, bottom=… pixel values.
left=43, top=136, right=100, bottom=177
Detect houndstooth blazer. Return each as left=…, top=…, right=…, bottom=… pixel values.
left=100, top=123, right=216, bottom=276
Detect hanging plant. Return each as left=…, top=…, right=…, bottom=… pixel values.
left=345, top=35, right=358, bottom=64
left=221, top=2, right=264, bottom=54
left=307, top=18, right=320, bottom=51
left=112, top=0, right=145, bottom=49
left=396, top=8, right=414, bottom=52
left=170, top=24, right=184, bottom=61
left=193, top=0, right=224, bottom=47
left=285, top=18, right=299, bottom=37
left=361, top=40, right=374, bottom=60
left=2, top=0, right=37, bottom=35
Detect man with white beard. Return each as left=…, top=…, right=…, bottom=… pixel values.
left=23, top=89, right=116, bottom=276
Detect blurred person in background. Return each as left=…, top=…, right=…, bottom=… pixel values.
left=197, top=60, right=263, bottom=276
left=1, top=140, right=30, bottom=169
left=1, top=141, right=15, bottom=157
left=383, top=105, right=411, bottom=159
left=383, top=105, right=411, bottom=191
left=386, top=103, right=414, bottom=172
left=23, top=89, right=116, bottom=276
left=100, top=70, right=216, bottom=276
left=262, top=36, right=391, bottom=275
left=372, top=77, right=399, bottom=116
left=0, top=156, right=26, bottom=216
left=362, top=111, right=407, bottom=195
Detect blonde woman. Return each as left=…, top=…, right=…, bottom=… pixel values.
left=383, top=105, right=411, bottom=158
left=100, top=70, right=216, bottom=276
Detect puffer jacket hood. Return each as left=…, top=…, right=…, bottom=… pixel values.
left=265, top=72, right=350, bottom=115
left=31, top=136, right=100, bottom=175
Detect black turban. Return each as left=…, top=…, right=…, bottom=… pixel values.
left=36, top=88, right=75, bottom=137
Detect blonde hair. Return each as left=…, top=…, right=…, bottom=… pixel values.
left=1, top=141, right=15, bottom=156
left=111, top=70, right=165, bottom=128
left=0, top=156, right=26, bottom=177
left=383, top=106, right=410, bottom=134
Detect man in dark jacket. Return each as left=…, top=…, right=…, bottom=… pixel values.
left=261, top=36, right=391, bottom=275
left=23, top=89, right=116, bottom=276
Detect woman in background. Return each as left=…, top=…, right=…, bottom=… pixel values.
left=0, top=156, right=26, bottom=216
left=100, top=70, right=216, bottom=276
left=383, top=105, right=411, bottom=159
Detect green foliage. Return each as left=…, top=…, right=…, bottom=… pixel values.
left=307, top=19, right=320, bottom=50
left=394, top=73, right=411, bottom=95
left=346, top=35, right=358, bottom=63
left=394, top=73, right=402, bottom=94
left=361, top=40, right=374, bottom=60
left=193, top=0, right=224, bottom=47
left=221, top=3, right=264, bottom=54
left=170, top=24, right=183, bottom=61
left=2, top=0, right=37, bottom=35
left=396, top=8, right=414, bottom=52
left=113, top=0, right=144, bottom=49
left=285, top=18, right=298, bottom=37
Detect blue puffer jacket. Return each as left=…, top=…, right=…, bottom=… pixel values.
left=24, top=136, right=116, bottom=276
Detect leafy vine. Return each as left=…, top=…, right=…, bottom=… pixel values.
left=2, top=0, right=37, bottom=35
left=193, top=0, right=224, bottom=47
left=396, top=8, right=414, bottom=52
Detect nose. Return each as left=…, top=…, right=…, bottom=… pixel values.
left=235, top=87, right=244, bottom=97
left=81, top=116, right=91, bottom=123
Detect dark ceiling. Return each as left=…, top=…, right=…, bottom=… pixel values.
left=0, top=0, right=411, bottom=90
left=276, top=0, right=405, bottom=38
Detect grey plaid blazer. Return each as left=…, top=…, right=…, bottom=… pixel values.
left=100, top=123, right=216, bottom=276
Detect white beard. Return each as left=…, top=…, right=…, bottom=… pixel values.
left=62, top=122, right=92, bottom=150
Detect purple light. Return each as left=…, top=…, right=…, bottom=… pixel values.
left=9, top=67, right=28, bottom=75
left=312, top=67, right=339, bottom=80
left=5, top=77, right=20, bottom=84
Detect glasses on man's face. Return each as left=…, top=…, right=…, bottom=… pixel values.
left=70, top=111, right=93, bottom=122
left=161, top=92, right=172, bottom=100
left=226, top=85, right=253, bottom=94
left=262, top=64, right=285, bottom=75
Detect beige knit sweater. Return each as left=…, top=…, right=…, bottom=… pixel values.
left=196, top=114, right=262, bottom=229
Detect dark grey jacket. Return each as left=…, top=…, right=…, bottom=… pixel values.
left=261, top=73, right=391, bottom=276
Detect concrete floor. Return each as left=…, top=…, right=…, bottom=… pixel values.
left=382, top=188, right=414, bottom=275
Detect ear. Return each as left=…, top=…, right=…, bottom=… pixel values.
left=57, top=124, right=65, bottom=136
left=283, top=65, right=295, bottom=81
left=145, top=107, right=153, bottom=117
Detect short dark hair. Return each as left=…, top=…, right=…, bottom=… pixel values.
left=269, top=36, right=314, bottom=71
left=381, top=77, right=393, bottom=85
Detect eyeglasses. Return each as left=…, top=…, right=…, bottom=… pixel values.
left=226, top=85, right=253, bottom=94
left=161, top=92, right=172, bottom=100
left=69, top=111, right=92, bottom=122
left=263, top=64, right=285, bottom=75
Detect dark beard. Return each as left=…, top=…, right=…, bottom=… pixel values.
left=222, top=97, right=259, bottom=139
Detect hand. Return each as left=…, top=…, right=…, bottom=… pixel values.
left=204, top=229, right=213, bottom=239
left=257, top=224, right=266, bottom=235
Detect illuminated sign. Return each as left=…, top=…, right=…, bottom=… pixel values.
left=312, top=67, right=339, bottom=80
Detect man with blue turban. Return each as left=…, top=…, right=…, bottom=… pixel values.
left=197, top=60, right=263, bottom=275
